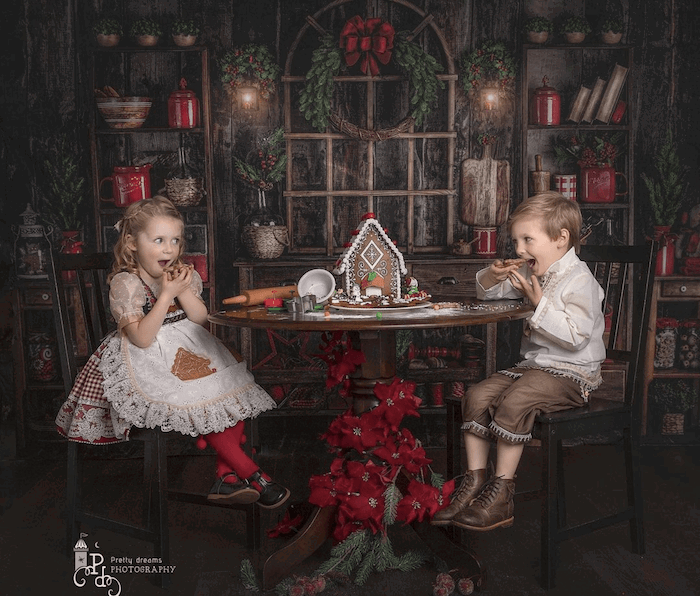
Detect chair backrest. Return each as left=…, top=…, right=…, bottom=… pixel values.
left=578, top=244, right=656, bottom=417
left=47, top=250, right=114, bottom=395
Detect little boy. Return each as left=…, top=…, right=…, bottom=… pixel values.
left=432, top=191, right=606, bottom=531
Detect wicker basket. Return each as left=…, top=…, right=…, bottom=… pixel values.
left=242, top=225, right=288, bottom=259
left=164, top=177, right=204, bottom=207
left=662, top=413, right=685, bottom=435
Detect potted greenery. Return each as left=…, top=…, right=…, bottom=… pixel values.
left=523, top=17, right=554, bottom=44
left=40, top=135, right=87, bottom=262
left=642, top=129, right=687, bottom=275
left=171, top=18, right=200, bottom=47
left=642, top=129, right=686, bottom=228
left=649, top=379, right=696, bottom=435
left=598, top=16, right=623, bottom=44
left=130, top=18, right=162, bottom=46
left=93, top=18, right=122, bottom=47
left=559, top=15, right=592, bottom=43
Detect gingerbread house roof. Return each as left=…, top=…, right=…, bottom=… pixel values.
left=333, top=216, right=407, bottom=297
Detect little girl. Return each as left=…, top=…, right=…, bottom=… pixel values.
left=55, top=196, right=289, bottom=509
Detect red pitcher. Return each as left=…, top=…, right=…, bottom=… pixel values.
left=100, top=164, right=153, bottom=207
left=579, top=166, right=627, bottom=203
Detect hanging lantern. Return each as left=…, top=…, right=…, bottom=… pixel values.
left=12, top=204, right=53, bottom=279
left=481, top=87, right=500, bottom=111
left=239, top=86, right=258, bottom=110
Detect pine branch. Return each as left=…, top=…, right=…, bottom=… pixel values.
left=383, top=482, right=401, bottom=526
left=240, top=559, right=259, bottom=591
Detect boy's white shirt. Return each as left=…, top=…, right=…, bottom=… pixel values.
left=475, top=247, right=606, bottom=397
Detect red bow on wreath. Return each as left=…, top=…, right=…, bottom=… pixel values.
left=339, top=16, right=395, bottom=76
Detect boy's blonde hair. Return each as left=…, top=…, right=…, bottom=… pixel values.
left=507, top=191, right=582, bottom=252
left=109, top=195, right=185, bottom=281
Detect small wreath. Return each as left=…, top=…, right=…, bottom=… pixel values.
left=220, top=43, right=281, bottom=99
left=299, top=20, right=444, bottom=135
left=460, top=41, right=515, bottom=95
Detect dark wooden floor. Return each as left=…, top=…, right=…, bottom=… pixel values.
left=2, top=415, right=699, bottom=596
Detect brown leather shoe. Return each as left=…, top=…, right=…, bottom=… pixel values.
left=451, top=476, right=515, bottom=531
left=431, top=468, right=487, bottom=526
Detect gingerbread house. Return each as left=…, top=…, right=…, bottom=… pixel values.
left=333, top=214, right=407, bottom=299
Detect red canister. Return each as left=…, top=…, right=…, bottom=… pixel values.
left=168, top=78, right=200, bottom=129
left=531, top=76, right=560, bottom=126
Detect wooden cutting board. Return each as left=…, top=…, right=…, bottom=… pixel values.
left=459, top=149, right=511, bottom=227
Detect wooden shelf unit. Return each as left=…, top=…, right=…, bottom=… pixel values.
left=520, top=43, right=635, bottom=245
left=642, top=275, right=700, bottom=440
left=89, top=44, right=216, bottom=309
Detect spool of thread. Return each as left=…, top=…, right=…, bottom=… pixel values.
left=531, top=154, right=551, bottom=194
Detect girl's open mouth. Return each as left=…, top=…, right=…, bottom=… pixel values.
left=159, top=260, right=170, bottom=268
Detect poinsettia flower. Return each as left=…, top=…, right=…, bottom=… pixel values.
left=435, top=478, right=456, bottom=511
left=266, top=509, right=304, bottom=538
left=373, top=378, right=421, bottom=429
left=308, top=472, right=340, bottom=507
left=340, top=468, right=386, bottom=532
left=372, top=434, right=431, bottom=474
left=332, top=512, right=365, bottom=543
left=340, top=411, right=383, bottom=453
left=396, top=479, right=441, bottom=524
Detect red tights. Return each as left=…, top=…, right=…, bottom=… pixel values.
left=199, top=421, right=259, bottom=481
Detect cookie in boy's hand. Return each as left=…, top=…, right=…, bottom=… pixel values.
left=502, top=258, right=526, bottom=268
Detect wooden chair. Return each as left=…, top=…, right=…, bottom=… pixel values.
left=445, top=243, right=655, bottom=590
left=48, top=250, right=261, bottom=588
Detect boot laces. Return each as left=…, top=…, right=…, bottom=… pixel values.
left=473, top=477, right=504, bottom=507
left=452, top=472, right=476, bottom=500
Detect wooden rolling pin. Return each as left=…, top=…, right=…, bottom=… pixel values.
left=222, top=285, right=298, bottom=306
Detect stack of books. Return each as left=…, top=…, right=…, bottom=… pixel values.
left=566, top=64, right=629, bottom=124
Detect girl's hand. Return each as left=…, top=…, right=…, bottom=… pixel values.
left=161, top=264, right=193, bottom=301
left=508, top=270, right=542, bottom=306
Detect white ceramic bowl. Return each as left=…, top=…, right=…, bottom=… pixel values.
left=298, top=269, right=336, bottom=303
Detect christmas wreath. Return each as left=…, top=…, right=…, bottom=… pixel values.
left=299, top=16, right=444, bottom=134
left=460, top=40, right=515, bottom=95
left=220, top=43, right=281, bottom=99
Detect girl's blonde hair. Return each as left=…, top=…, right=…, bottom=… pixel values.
left=109, top=195, right=185, bottom=281
left=507, top=191, right=582, bottom=253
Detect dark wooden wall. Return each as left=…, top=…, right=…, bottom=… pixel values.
left=1, top=0, right=699, bottom=303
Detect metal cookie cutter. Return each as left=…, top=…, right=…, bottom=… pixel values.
left=286, top=294, right=317, bottom=313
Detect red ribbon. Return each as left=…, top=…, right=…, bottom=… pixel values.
left=339, top=16, right=395, bottom=76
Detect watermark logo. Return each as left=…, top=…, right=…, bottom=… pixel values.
left=72, top=533, right=176, bottom=594
left=73, top=534, right=122, bottom=595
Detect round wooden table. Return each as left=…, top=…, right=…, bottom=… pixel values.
left=209, top=299, right=534, bottom=590
left=209, top=299, right=533, bottom=412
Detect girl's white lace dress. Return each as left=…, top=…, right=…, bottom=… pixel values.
left=55, top=271, right=276, bottom=444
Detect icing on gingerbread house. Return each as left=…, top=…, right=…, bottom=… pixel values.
left=333, top=213, right=407, bottom=299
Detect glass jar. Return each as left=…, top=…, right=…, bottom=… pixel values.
left=678, top=320, right=700, bottom=369
left=654, top=318, right=679, bottom=369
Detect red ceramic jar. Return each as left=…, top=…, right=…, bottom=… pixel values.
left=531, top=76, right=561, bottom=126
left=168, top=78, right=200, bottom=129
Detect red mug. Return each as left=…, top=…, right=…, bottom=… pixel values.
left=579, top=166, right=627, bottom=203
left=100, top=164, right=153, bottom=207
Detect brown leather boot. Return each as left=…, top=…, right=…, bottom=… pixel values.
left=430, top=468, right=487, bottom=526
left=451, top=476, right=515, bottom=531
